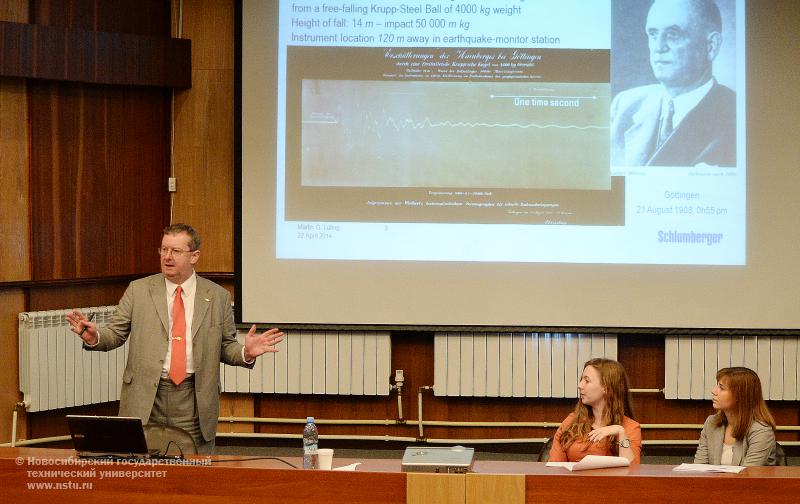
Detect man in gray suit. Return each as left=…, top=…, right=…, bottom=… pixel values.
left=67, top=224, right=284, bottom=453
left=611, top=0, right=736, bottom=167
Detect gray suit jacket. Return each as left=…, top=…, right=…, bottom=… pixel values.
left=693, top=414, right=776, bottom=466
left=610, top=81, right=736, bottom=167
left=88, top=273, right=252, bottom=442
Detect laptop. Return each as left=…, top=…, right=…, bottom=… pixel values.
left=67, top=415, right=156, bottom=459
left=401, top=446, right=475, bottom=473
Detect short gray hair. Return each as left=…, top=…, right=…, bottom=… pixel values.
left=163, top=223, right=201, bottom=251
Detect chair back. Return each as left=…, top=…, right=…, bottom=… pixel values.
left=775, top=441, right=787, bottom=466
left=538, top=437, right=554, bottom=462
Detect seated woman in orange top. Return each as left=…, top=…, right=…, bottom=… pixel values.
left=548, top=358, right=642, bottom=464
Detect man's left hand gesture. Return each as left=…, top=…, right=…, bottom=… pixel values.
left=243, top=325, right=284, bottom=362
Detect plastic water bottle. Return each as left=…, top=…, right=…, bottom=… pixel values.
left=303, top=416, right=319, bottom=469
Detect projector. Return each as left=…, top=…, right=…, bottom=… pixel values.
left=401, top=446, right=475, bottom=473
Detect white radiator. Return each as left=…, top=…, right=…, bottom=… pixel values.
left=434, top=332, right=617, bottom=397
left=19, top=307, right=125, bottom=413
left=221, top=330, right=392, bottom=395
left=19, top=308, right=393, bottom=412
left=665, top=335, right=800, bottom=400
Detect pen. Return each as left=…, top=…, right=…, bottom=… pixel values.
left=79, top=312, right=96, bottom=336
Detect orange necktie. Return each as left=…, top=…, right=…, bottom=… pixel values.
left=169, top=286, right=187, bottom=385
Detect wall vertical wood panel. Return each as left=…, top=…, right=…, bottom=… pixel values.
left=0, top=1, right=30, bottom=282
left=0, top=78, right=30, bottom=282
left=27, top=283, right=129, bottom=313
left=171, top=0, right=234, bottom=272
left=1, top=0, right=31, bottom=445
left=24, top=0, right=175, bottom=281
left=172, top=71, right=235, bottom=271
left=28, top=81, right=170, bottom=279
left=176, top=0, right=234, bottom=71
left=0, top=289, right=26, bottom=444
left=0, top=0, right=27, bottom=23
left=33, top=0, right=170, bottom=36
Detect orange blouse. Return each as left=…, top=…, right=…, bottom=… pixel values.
left=548, top=412, right=642, bottom=464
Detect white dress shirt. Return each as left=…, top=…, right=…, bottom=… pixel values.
left=667, top=78, right=714, bottom=129
left=164, top=272, right=198, bottom=375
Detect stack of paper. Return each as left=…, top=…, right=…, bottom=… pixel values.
left=546, top=455, right=631, bottom=471
left=672, top=463, right=745, bottom=474
left=332, top=462, right=361, bottom=471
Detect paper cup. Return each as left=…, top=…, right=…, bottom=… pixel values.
left=318, top=448, right=334, bottom=470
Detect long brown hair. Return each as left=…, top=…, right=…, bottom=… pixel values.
left=713, top=367, right=776, bottom=439
left=561, top=359, right=635, bottom=455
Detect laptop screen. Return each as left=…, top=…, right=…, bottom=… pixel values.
left=67, top=415, right=152, bottom=458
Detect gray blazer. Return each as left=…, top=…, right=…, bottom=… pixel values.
left=87, top=273, right=252, bottom=442
left=693, top=414, right=776, bottom=466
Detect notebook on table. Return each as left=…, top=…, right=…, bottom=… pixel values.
left=67, top=415, right=157, bottom=459
left=401, top=446, right=475, bottom=473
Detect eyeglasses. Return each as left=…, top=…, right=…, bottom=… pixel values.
left=157, top=247, right=196, bottom=257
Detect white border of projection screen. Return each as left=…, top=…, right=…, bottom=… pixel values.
left=239, top=0, right=800, bottom=331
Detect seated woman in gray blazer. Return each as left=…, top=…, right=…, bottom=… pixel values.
left=694, top=367, right=776, bottom=466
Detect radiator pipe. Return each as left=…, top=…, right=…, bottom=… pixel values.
left=218, top=419, right=800, bottom=432
left=218, top=417, right=567, bottom=429
left=10, top=401, right=29, bottom=448
left=6, top=430, right=800, bottom=449
left=1, top=435, right=72, bottom=447
left=219, top=417, right=400, bottom=425
left=217, top=432, right=417, bottom=443
left=390, top=370, right=405, bottom=422
left=418, top=390, right=423, bottom=439
left=11, top=408, right=17, bottom=448
left=397, top=391, right=404, bottom=422
left=413, top=420, right=563, bottom=428
left=417, top=386, right=434, bottom=439
left=424, top=437, right=549, bottom=445
left=217, top=433, right=548, bottom=445
left=5, top=419, right=800, bottom=448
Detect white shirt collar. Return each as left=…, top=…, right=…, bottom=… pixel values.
left=165, top=270, right=197, bottom=297
left=663, top=78, right=714, bottom=128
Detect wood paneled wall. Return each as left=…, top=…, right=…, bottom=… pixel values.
left=0, top=290, right=26, bottom=441
left=171, top=0, right=235, bottom=272
left=0, top=77, right=29, bottom=282
left=32, top=0, right=169, bottom=34
left=22, top=0, right=173, bottom=281
left=28, top=81, right=170, bottom=280
left=0, top=0, right=30, bottom=446
left=0, top=0, right=174, bottom=444
left=2, top=0, right=798, bottom=449
left=0, top=0, right=29, bottom=282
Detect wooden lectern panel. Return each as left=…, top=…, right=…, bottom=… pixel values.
left=407, top=473, right=465, bottom=504
left=466, top=473, right=525, bottom=504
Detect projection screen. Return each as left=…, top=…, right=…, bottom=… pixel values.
left=238, top=0, right=800, bottom=331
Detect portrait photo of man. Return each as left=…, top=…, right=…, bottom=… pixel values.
left=610, top=0, right=737, bottom=167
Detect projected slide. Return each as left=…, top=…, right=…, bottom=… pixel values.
left=271, top=0, right=745, bottom=265
left=301, top=80, right=610, bottom=190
